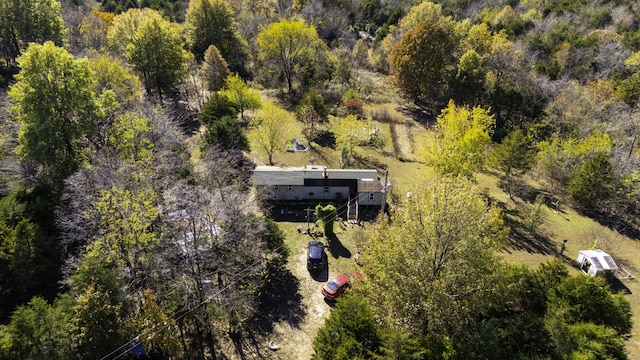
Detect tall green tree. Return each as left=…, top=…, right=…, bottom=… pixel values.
left=549, top=275, right=632, bottom=336
left=0, top=297, right=71, bottom=359
left=313, top=294, right=382, bottom=360
left=422, top=101, right=495, bottom=178
left=220, top=74, right=262, bottom=121
left=376, top=1, right=450, bottom=71
left=315, top=204, right=336, bottom=235
left=84, top=186, right=159, bottom=293
left=132, top=290, right=183, bottom=357
left=185, top=0, right=248, bottom=75
left=489, top=128, right=536, bottom=198
left=126, top=17, right=190, bottom=96
left=88, top=53, right=142, bottom=107
left=106, top=8, right=164, bottom=56
left=256, top=18, right=323, bottom=93
left=203, top=116, right=248, bottom=151
left=201, top=44, right=230, bottom=92
left=108, top=114, right=155, bottom=163
left=490, top=128, right=535, bottom=178
left=389, top=20, right=456, bottom=103
left=535, top=132, right=612, bottom=192
left=8, top=41, right=98, bottom=188
left=0, top=0, right=66, bottom=65
left=568, top=152, right=617, bottom=210
left=72, top=283, right=128, bottom=359
left=455, top=49, right=485, bottom=99
left=249, top=103, right=297, bottom=165
left=0, top=190, right=61, bottom=321
left=199, top=92, right=249, bottom=150
left=334, top=115, right=369, bottom=167
left=63, top=254, right=131, bottom=360
left=362, top=176, right=507, bottom=337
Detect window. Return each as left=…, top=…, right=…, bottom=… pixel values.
left=323, top=186, right=330, bottom=193
left=273, top=185, right=279, bottom=191
left=288, top=185, right=294, bottom=191
left=369, top=192, right=375, bottom=201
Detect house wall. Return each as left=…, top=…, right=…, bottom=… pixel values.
left=357, top=192, right=384, bottom=206
left=262, top=186, right=385, bottom=205
left=267, top=185, right=351, bottom=201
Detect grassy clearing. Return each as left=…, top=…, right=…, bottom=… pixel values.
left=478, top=172, right=640, bottom=357
left=244, top=84, right=640, bottom=359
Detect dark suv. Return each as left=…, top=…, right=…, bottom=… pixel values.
left=307, top=241, right=325, bottom=271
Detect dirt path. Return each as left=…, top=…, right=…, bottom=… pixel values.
left=390, top=119, right=415, bottom=160
left=264, top=247, right=331, bottom=359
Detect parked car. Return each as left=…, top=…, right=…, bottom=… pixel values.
left=307, top=241, right=326, bottom=271
left=322, top=272, right=363, bottom=301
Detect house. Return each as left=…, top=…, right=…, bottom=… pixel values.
left=253, top=165, right=389, bottom=221
left=576, top=249, right=618, bottom=278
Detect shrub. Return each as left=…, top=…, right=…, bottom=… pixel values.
left=315, top=204, right=337, bottom=235
left=568, top=152, right=616, bottom=210
left=342, top=99, right=363, bottom=115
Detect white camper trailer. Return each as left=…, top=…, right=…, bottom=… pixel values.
left=576, top=249, right=618, bottom=278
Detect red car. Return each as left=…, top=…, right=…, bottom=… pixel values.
left=322, top=272, right=363, bottom=301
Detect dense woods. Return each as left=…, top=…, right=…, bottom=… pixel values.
left=0, top=0, right=639, bottom=358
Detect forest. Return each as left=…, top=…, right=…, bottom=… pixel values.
left=0, top=0, right=639, bottom=358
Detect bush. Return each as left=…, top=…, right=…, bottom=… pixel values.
left=342, top=99, right=363, bottom=115
left=568, top=152, right=616, bottom=210
left=312, top=294, right=381, bottom=359
left=315, top=204, right=337, bottom=235
left=297, top=89, right=329, bottom=121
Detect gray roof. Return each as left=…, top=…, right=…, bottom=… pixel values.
left=254, top=165, right=380, bottom=187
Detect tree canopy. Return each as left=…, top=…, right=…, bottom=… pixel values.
left=125, top=16, right=190, bottom=96
left=249, top=103, right=297, bottom=165
left=362, top=176, right=507, bottom=337
left=220, top=74, right=262, bottom=121
left=185, top=0, right=248, bottom=75
left=0, top=0, right=66, bottom=65
left=8, top=42, right=98, bottom=188
left=256, top=18, right=323, bottom=93
left=201, top=44, right=230, bottom=92
left=421, top=101, right=495, bottom=178
left=389, top=20, right=457, bottom=102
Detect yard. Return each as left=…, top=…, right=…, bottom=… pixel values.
left=238, top=75, right=640, bottom=359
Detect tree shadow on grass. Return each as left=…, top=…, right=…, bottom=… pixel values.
left=607, top=276, right=633, bottom=295
left=312, top=130, right=336, bottom=149
left=254, top=262, right=305, bottom=332
left=326, top=233, right=352, bottom=259
left=580, top=209, right=640, bottom=242
left=497, top=177, right=640, bottom=242
left=352, top=154, right=388, bottom=171
left=232, top=330, right=267, bottom=360
left=234, top=261, right=306, bottom=359
left=310, top=146, right=333, bottom=167
left=500, top=203, right=558, bottom=256
left=497, top=177, right=566, bottom=214
left=396, top=103, right=438, bottom=126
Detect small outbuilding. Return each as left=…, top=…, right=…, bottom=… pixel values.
left=576, top=249, right=618, bottom=278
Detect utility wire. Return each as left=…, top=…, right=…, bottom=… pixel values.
left=102, top=188, right=383, bottom=359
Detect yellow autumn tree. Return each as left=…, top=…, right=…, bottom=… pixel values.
left=421, top=100, right=495, bottom=178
